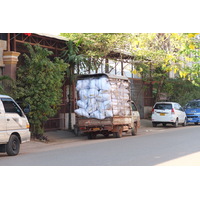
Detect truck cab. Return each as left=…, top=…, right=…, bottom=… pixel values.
left=0, top=95, right=30, bottom=156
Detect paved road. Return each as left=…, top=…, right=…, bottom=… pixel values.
left=0, top=125, right=200, bottom=166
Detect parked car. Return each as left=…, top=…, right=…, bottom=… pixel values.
left=184, top=99, right=200, bottom=125
left=0, top=95, right=30, bottom=156
left=151, top=102, right=187, bottom=127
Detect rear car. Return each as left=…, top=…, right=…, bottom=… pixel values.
left=185, top=99, right=200, bottom=125
left=151, top=102, right=187, bottom=127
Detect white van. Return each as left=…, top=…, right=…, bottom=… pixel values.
left=0, top=95, right=30, bottom=156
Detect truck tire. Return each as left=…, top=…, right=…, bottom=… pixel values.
left=6, top=135, right=20, bottom=156
left=74, top=125, right=80, bottom=136
left=133, top=122, right=138, bottom=135
left=113, top=126, right=123, bottom=138
left=88, top=133, right=96, bottom=139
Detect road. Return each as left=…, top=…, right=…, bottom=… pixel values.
left=0, top=125, right=200, bottom=166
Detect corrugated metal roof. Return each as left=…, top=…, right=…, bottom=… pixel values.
left=77, top=73, right=129, bottom=80
left=34, top=33, right=69, bottom=42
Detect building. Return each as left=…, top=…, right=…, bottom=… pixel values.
left=0, top=33, right=154, bottom=131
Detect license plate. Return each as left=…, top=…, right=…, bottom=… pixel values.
left=160, top=113, right=165, bottom=116
left=92, top=128, right=100, bottom=131
left=188, top=118, right=192, bottom=120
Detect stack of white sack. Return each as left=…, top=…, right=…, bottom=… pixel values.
left=75, top=76, right=131, bottom=119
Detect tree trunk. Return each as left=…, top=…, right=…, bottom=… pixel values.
left=155, top=77, right=165, bottom=102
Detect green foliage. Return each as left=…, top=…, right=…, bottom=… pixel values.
left=15, top=44, right=69, bottom=136
left=0, top=75, right=14, bottom=95
left=60, top=33, right=132, bottom=72
left=162, top=79, right=200, bottom=106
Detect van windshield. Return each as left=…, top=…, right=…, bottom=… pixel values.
left=154, top=104, right=172, bottom=110
left=186, top=101, right=200, bottom=109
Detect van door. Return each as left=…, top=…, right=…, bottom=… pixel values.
left=1, top=98, right=26, bottom=130
left=0, top=99, right=7, bottom=142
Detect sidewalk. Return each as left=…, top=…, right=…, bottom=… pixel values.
left=20, top=119, right=160, bottom=154
left=43, top=119, right=153, bottom=143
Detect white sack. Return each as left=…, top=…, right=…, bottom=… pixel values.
left=77, top=100, right=88, bottom=109
left=105, top=110, right=113, bottom=118
left=88, top=89, right=99, bottom=98
left=113, top=109, right=120, bottom=116
left=90, top=79, right=98, bottom=89
left=96, top=90, right=111, bottom=102
left=119, top=94, right=129, bottom=100
left=90, top=110, right=105, bottom=120
left=76, top=79, right=90, bottom=91
left=96, top=77, right=111, bottom=90
left=74, top=108, right=89, bottom=118
left=97, top=101, right=105, bottom=112
left=104, top=100, right=112, bottom=110
left=86, top=98, right=97, bottom=113
left=79, top=89, right=89, bottom=100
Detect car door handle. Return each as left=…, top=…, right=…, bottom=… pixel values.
left=7, top=119, right=10, bottom=121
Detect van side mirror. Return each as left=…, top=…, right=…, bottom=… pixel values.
left=24, top=104, right=30, bottom=114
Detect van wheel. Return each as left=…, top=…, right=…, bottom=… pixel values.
left=194, top=122, right=199, bottom=125
left=173, top=119, right=178, bottom=128
left=6, top=135, right=20, bottom=156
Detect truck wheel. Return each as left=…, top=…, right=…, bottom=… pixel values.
left=6, top=135, right=20, bottom=156
left=103, top=132, right=109, bottom=138
left=131, top=127, right=137, bottom=136
left=114, top=126, right=123, bottom=138
left=74, top=125, right=80, bottom=136
left=88, top=133, right=96, bottom=139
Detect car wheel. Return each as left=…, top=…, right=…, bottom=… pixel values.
left=195, top=122, right=199, bottom=125
left=182, top=118, right=187, bottom=126
left=162, top=123, right=166, bottom=127
left=152, top=122, right=157, bottom=127
left=173, top=118, right=178, bottom=128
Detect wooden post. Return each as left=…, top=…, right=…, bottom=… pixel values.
left=7, top=33, right=10, bottom=51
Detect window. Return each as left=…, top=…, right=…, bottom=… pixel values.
left=154, top=103, right=172, bottom=110
left=131, top=102, right=138, bottom=111
left=1, top=98, right=23, bottom=117
left=186, top=101, right=200, bottom=109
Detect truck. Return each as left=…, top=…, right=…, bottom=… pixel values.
left=0, top=95, right=30, bottom=156
left=74, top=73, right=140, bottom=139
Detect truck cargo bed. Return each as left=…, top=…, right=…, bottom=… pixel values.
left=77, top=116, right=132, bottom=127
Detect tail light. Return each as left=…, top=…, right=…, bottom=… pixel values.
left=171, top=108, right=175, bottom=114
left=152, top=108, right=154, bottom=114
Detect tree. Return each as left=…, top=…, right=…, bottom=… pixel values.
left=15, top=44, right=69, bottom=138
left=60, top=33, right=132, bottom=72
left=0, top=75, right=14, bottom=95
left=61, top=40, right=88, bottom=130
left=130, top=33, right=199, bottom=101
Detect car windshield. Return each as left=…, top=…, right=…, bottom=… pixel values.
left=186, top=101, right=200, bottom=109
left=154, top=104, right=172, bottom=110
